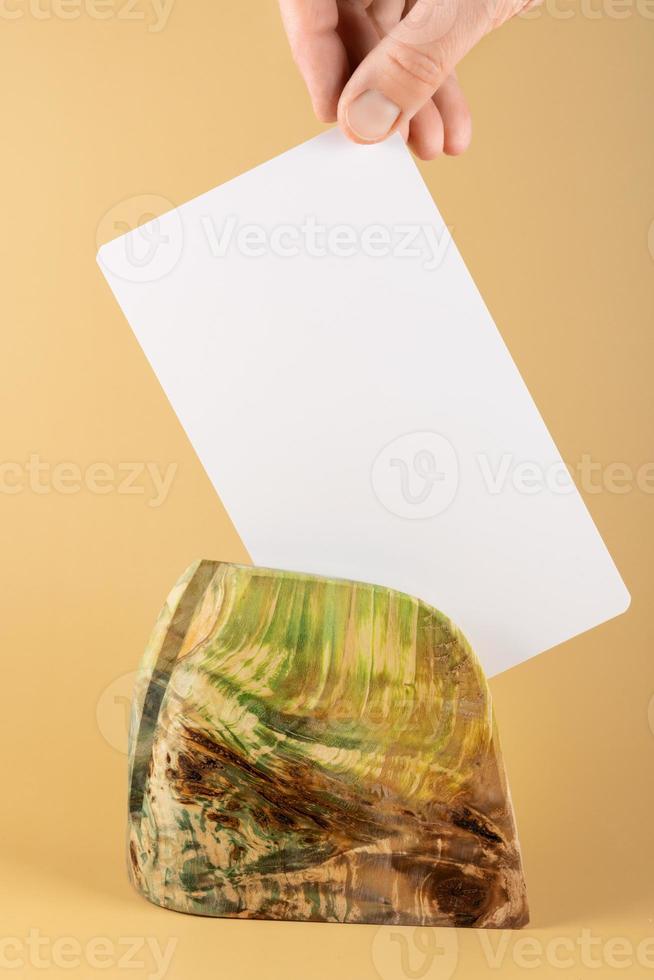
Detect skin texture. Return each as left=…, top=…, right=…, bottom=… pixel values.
left=128, top=561, right=529, bottom=926
left=278, top=0, right=540, bottom=160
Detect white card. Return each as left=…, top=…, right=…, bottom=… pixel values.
left=98, top=129, right=629, bottom=676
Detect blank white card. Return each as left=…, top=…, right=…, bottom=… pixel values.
left=98, top=129, right=629, bottom=676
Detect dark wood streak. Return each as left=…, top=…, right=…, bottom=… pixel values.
left=161, top=723, right=524, bottom=927
left=172, top=724, right=389, bottom=844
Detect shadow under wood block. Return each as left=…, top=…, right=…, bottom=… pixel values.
left=128, top=560, right=528, bottom=927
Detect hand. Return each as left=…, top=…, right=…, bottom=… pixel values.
left=279, top=0, right=537, bottom=160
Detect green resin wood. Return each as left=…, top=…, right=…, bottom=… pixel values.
left=128, top=561, right=529, bottom=927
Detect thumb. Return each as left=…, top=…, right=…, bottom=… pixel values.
left=337, top=0, right=510, bottom=144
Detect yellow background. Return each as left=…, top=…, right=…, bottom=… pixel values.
left=1, top=1, right=653, bottom=977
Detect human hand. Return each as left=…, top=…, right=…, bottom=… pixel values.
left=279, top=0, right=537, bottom=160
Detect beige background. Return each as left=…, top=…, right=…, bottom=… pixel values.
left=1, top=1, right=653, bottom=977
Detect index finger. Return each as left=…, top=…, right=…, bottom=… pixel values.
left=278, top=0, right=350, bottom=122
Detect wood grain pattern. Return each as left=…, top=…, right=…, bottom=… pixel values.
left=128, top=561, right=529, bottom=927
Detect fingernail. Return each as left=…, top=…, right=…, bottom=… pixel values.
left=345, top=90, right=401, bottom=142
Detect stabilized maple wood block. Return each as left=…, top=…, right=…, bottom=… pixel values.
left=128, top=561, right=529, bottom=927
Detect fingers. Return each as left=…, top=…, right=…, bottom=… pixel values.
left=433, top=72, right=472, bottom=155
left=337, top=0, right=490, bottom=144
left=406, top=74, right=470, bottom=160
left=408, top=100, right=445, bottom=160
left=279, top=0, right=476, bottom=160
left=336, top=0, right=383, bottom=67
left=278, top=0, right=349, bottom=122
left=368, top=0, right=406, bottom=35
